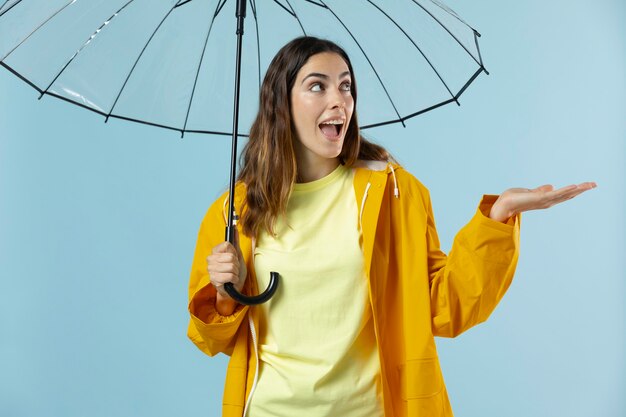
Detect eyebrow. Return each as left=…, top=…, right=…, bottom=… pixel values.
left=301, top=71, right=351, bottom=85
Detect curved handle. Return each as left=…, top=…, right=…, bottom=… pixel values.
left=223, top=272, right=279, bottom=305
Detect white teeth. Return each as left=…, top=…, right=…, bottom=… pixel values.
left=321, top=119, right=344, bottom=125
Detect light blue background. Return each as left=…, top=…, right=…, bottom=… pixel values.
left=1, top=1, right=624, bottom=416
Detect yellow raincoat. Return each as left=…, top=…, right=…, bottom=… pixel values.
left=187, top=162, right=520, bottom=417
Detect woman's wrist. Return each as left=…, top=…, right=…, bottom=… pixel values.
left=489, top=195, right=516, bottom=223
left=215, top=292, right=238, bottom=316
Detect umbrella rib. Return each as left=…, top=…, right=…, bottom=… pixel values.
left=0, top=0, right=12, bottom=14
left=47, top=88, right=249, bottom=137
left=361, top=66, right=485, bottom=130
left=428, top=0, right=476, bottom=33
left=411, top=0, right=482, bottom=69
left=249, top=0, right=262, bottom=93
left=37, top=0, right=138, bottom=100
left=0, top=0, right=22, bottom=18
left=473, top=30, right=488, bottom=73
left=1, top=0, right=77, bottom=62
left=361, top=98, right=455, bottom=129
left=181, top=0, right=223, bottom=137
left=284, top=0, right=307, bottom=36
left=106, top=1, right=185, bottom=121
left=320, top=0, right=405, bottom=126
left=366, top=0, right=456, bottom=102
left=214, top=0, right=227, bottom=18
left=453, top=66, right=483, bottom=100
left=303, top=0, right=325, bottom=7
left=174, top=0, right=193, bottom=8
left=271, top=0, right=295, bottom=17
left=1, top=60, right=42, bottom=92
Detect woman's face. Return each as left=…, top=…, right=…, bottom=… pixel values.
left=290, top=52, right=354, bottom=178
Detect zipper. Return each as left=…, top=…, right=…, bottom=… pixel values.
left=242, top=315, right=259, bottom=417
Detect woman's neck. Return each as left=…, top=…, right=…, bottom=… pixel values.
left=296, top=157, right=340, bottom=183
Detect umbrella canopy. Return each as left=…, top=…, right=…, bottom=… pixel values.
left=1, top=0, right=487, bottom=304
left=0, top=0, right=486, bottom=137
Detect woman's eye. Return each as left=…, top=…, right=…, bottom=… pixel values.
left=309, top=82, right=350, bottom=92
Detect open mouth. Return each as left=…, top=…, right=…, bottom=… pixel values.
left=318, top=121, right=344, bottom=139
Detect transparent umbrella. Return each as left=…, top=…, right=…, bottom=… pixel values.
left=0, top=0, right=488, bottom=304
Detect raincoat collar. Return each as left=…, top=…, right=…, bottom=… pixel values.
left=353, top=160, right=402, bottom=280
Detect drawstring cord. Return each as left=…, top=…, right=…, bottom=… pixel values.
left=360, top=164, right=399, bottom=231
left=222, top=194, right=239, bottom=226
left=359, top=182, right=371, bottom=232
left=389, top=164, right=399, bottom=198
left=222, top=195, right=229, bottom=223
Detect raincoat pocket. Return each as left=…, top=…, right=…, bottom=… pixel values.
left=398, top=358, right=444, bottom=400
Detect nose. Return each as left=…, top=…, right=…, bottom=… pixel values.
left=328, top=86, right=347, bottom=110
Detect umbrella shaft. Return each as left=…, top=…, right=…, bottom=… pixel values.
left=226, top=0, right=247, bottom=244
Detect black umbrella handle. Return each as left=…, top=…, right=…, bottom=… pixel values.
left=223, top=224, right=280, bottom=305
left=223, top=272, right=279, bottom=306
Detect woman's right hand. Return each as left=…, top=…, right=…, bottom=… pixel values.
left=206, top=229, right=247, bottom=309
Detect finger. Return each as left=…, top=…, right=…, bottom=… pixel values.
left=211, top=241, right=236, bottom=254
left=552, top=182, right=596, bottom=197
left=577, top=181, right=597, bottom=190
left=545, top=183, right=596, bottom=205
left=207, top=252, right=240, bottom=273
left=207, top=258, right=239, bottom=274
left=209, top=272, right=240, bottom=287
left=208, top=252, right=239, bottom=264
left=208, top=262, right=240, bottom=277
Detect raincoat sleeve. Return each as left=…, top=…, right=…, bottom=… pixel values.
left=427, top=194, right=520, bottom=338
left=187, top=195, right=249, bottom=357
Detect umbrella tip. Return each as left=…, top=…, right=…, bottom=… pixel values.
left=180, top=131, right=185, bottom=139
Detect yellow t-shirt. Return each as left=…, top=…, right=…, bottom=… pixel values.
left=248, top=164, right=383, bottom=417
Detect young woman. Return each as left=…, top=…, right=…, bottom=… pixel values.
left=187, top=37, right=595, bottom=417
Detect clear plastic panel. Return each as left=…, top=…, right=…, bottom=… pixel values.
left=0, top=0, right=485, bottom=135
left=182, top=0, right=259, bottom=135
left=0, top=0, right=22, bottom=16
left=421, top=0, right=481, bottom=62
left=111, top=0, right=224, bottom=132
left=0, top=0, right=72, bottom=61
left=363, top=0, right=482, bottom=100
left=3, top=0, right=133, bottom=95
left=48, top=0, right=180, bottom=116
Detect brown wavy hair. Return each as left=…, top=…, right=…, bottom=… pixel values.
left=238, top=36, right=391, bottom=238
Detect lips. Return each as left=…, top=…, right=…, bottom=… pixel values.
left=319, top=122, right=343, bottom=139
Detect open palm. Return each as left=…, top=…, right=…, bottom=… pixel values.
left=489, top=182, right=597, bottom=222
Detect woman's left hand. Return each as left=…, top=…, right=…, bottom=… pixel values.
left=489, top=182, right=597, bottom=223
